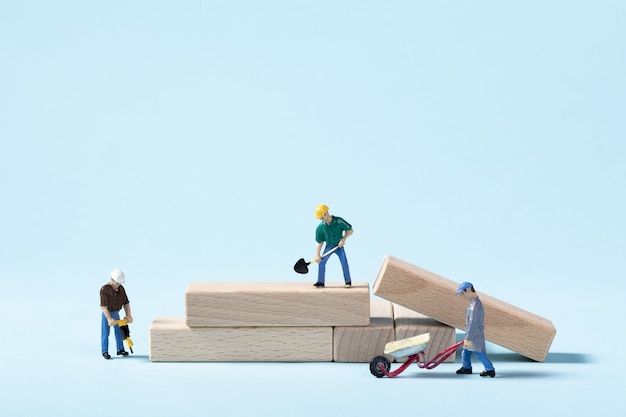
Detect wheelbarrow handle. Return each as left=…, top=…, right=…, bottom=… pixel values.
left=419, top=340, right=465, bottom=370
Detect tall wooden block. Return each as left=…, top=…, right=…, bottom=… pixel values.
left=392, top=304, right=456, bottom=363
left=149, top=318, right=333, bottom=362
left=333, top=299, right=395, bottom=363
left=186, top=282, right=370, bottom=327
left=373, top=255, right=556, bottom=362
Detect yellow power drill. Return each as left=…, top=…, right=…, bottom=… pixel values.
left=116, top=319, right=134, bottom=353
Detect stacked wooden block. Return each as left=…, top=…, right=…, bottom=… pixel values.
left=149, top=281, right=457, bottom=362
left=150, top=282, right=369, bottom=362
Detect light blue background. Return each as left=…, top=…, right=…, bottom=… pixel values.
left=1, top=1, right=624, bottom=415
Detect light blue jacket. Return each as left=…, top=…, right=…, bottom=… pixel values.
left=465, top=296, right=486, bottom=352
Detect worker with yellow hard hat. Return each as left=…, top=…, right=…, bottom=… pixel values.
left=313, top=204, right=354, bottom=288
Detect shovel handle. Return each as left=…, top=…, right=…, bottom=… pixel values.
left=310, top=245, right=340, bottom=263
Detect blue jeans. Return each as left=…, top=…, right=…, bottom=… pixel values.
left=317, top=245, right=351, bottom=284
left=462, top=348, right=495, bottom=371
left=101, top=310, right=124, bottom=354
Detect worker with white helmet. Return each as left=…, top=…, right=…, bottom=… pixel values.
left=313, top=204, right=354, bottom=288
left=100, top=269, right=133, bottom=360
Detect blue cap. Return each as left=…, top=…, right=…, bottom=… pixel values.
left=456, top=281, right=473, bottom=295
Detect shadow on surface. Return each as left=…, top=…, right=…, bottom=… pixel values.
left=116, top=354, right=151, bottom=362
left=490, top=370, right=556, bottom=378
left=543, top=352, right=593, bottom=364
left=381, top=369, right=558, bottom=379
left=488, top=352, right=592, bottom=364
left=378, top=370, right=555, bottom=379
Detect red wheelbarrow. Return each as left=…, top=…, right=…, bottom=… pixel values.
left=370, top=333, right=464, bottom=378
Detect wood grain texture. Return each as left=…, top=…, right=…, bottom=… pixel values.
left=333, top=299, right=395, bottom=363
left=373, top=255, right=556, bottom=362
left=392, top=303, right=456, bottom=363
left=186, top=282, right=370, bottom=327
left=149, top=318, right=333, bottom=362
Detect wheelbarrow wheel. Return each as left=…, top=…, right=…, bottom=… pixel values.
left=370, top=356, right=391, bottom=378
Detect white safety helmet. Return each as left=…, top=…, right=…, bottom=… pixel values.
left=110, top=269, right=126, bottom=284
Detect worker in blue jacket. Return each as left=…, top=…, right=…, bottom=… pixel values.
left=455, top=282, right=496, bottom=377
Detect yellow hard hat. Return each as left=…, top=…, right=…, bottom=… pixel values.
left=315, top=204, right=329, bottom=219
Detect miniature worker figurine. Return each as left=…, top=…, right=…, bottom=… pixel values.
left=100, top=269, right=133, bottom=360
left=455, top=282, right=496, bottom=377
left=313, top=204, right=353, bottom=288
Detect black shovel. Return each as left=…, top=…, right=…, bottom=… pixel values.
left=294, top=246, right=340, bottom=274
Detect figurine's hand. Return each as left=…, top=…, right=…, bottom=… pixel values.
left=125, top=316, right=133, bottom=324
left=314, top=255, right=321, bottom=264
left=108, top=318, right=117, bottom=327
left=338, top=239, right=345, bottom=248
left=463, top=340, right=473, bottom=349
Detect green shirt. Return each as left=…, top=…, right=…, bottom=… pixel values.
left=316, top=216, right=352, bottom=246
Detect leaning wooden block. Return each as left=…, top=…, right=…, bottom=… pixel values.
left=186, top=282, right=370, bottom=327
left=392, top=304, right=456, bottom=363
left=373, top=255, right=556, bottom=362
left=333, top=299, right=395, bottom=363
left=149, top=318, right=333, bottom=362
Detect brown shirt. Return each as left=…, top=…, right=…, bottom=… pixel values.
left=100, top=284, right=129, bottom=312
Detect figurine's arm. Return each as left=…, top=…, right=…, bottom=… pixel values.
left=101, top=306, right=116, bottom=326
left=465, top=309, right=476, bottom=336
left=314, top=242, right=323, bottom=263
left=123, top=303, right=133, bottom=324
left=338, top=229, right=353, bottom=247
left=463, top=301, right=481, bottom=349
left=463, top=314, right=474, bottom=349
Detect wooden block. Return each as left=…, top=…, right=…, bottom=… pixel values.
left=392, top=303, right=456, bottom=363
left=373, top=255, right=556, bottom=362
left=186, top=282, right=370, bottom=327
left=149, top=318, right=333, bottom=362
left=333, top=299, right=395, bottom=363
